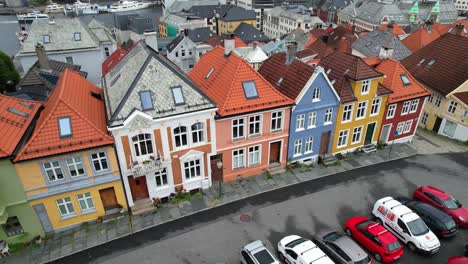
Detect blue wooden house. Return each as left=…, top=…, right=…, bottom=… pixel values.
left=259, top=50, right=340, bottom=163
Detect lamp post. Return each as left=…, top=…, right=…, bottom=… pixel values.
left=216, top=160, right=223, bottom=197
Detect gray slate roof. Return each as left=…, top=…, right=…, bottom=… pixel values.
left=103, top=42, right=216, bottom=127
left=219, top=6, right=256, bottom=21
left=233, top=22, right=271, bottom=44
left=352, top=29, right=412, bottom=60
left=185, top=4, right=231, bottom=18
left=281, top=28, right=311, bottom=50
left=188, top=27, right=217, bottom=42
left=20, top=18, right=113, bottom=54
left=169, top=0, right=222, bottom=12
left=262, top=39, right=287, bottom=55
left=267, top=5, right=326, bottom=25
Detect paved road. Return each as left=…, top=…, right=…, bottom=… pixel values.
left=50, top=153, right=468, bottom=264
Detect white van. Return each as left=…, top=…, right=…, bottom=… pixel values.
left=372, top=197, right=440, bottom=254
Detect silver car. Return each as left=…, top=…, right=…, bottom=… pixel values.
left=240, top=240, right=280, bottom=264
left=316, top=231, right=372, bottom=264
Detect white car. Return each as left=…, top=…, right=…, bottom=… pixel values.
left=372, top=197, right=440, bottom=254
left=241, top=240, right=280, bottom=264
left=277, top=235, right=335, bottom=264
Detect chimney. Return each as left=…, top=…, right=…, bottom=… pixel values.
left=224, top=34, right=235, bottom=56
left=252, top=42, right=257, bottom=49
left=143, top=30, right=159, bottom=52
left=286, top=42, right=297, bottom=65
left=379, top=46, right=393, bottom=60
left=455, top=23, right=464, bottom=36
left=337, top=37, right=350, bottom=52
left=184, top=28, right=189, bottom=36
left=35, top=42, right=51, bottom=72
left=387, top=21, right=395, bottom=32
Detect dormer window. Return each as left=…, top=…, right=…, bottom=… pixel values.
left=58, top=117, right=72, bottom=137
left=400, top=74, right=411, bottom=86
left=139, top=90, right=153, bottom=111
left=242, top=81, right=258, bottom=99
left=171, top=86, right=185, bottom=105
left=74, top=32, right=81, bottom=41
left=43, top=35, right=51, bottom=44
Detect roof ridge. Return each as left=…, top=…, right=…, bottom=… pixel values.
left=220, top=54, right=244, bottom=113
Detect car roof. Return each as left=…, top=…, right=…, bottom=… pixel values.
left=421, top=186, right=451, bottom=200
left=244, top=240, right=265, bottom=253
left=300, top=246, right=334, bottom=264
left=380, top=197, right=419, bottom=222
left=334, top=236, right=368, bottom=261
left=366, top=222, right=398, bottom=245
left=410, top=202, right=453, bottom=222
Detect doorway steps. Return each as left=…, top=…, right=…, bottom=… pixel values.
left=268, top=162, right=286, bottom=175
left=321, top=155, right=338, bottom=166
left=362, top=144, right=377, bottom=153
left=131, top=199, right=156, bottom=215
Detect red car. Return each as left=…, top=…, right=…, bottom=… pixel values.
left=413, top=186, right=468, bottom=227
left=448, top=256, right=468, bottom=264
left=344, top=216, right=403, bottom=263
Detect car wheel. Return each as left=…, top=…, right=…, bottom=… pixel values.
left=408, top=242, right=417, bottom=252
left=374, top=253, right=382, bottom=262
left=345, top=228, right=352, bottom=236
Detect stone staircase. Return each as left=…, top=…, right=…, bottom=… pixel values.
left=362, top=144, right=377, bottom=153
left=268, top=162, right=286, bottom=175
left=321, top=154, right=338, bottom=166
left=131, top=198, right=156, bottom=215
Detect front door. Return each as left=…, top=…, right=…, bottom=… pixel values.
left=128, top=176, right=149, bottom=201
left=269, top=142, right=281, bottom=163
left=433, top=116, right=442, bottom=133
left=210, top=154, right=223, bottom=183
left=33, top=204, right=53, bottom=234
left=380, top=124, right=391, bottom=143
left=319, top=131, right=331, bottom=155
left=365, top=123, right=376, bottom=145
left=99, top=187, right=118, bottom=210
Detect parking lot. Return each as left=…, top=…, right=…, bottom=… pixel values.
left=54, top=152, right=468, bottom=264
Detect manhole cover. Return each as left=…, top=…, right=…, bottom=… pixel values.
left=240, top=214, right=251, bottom=222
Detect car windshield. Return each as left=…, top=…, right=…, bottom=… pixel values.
left=323, top=232, right=343, bottom=242
left=386, top=241, right=401, bottom=252
left=444, top=219, right=457, bottom=230
left=285, top=237, right=307, bottom=248
left=407, top=218, right=429, bottom=236
left=253, top=249, right=275, bottom=264
left=444, top=197, right=462, bottom=210
left=355, top=220, right=375, bottom=229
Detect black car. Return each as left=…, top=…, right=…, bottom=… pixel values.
left=396, top=197, right=458, bottom=238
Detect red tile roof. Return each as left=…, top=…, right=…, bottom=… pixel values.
left=401, top=34, right=468, bottom=96
left=15, top=69, right=114, bottom=162
left=363, top=56, right=383, bottom=67
left=0, top=95, right=41, bottom=158
left=454, top=91, right=468, bottom=105
left=102, top=46, right=129, bottom=76
left=379, top=23, right=406, bottom=36
left=402, top=27, right=441, bottom=52
left=377, top=83, right=394, bottom=96
left=303, top=35, right=318, bottom=49
left=309, top=28, right=325, bottom=37
left=258, top=52, right=315, bottom=100
left=188, top=47, right=293, bottom=117
left=443, top=20, right=468, bottom=38
left=296, top=39, right=336, bottom=60
left=323, top=26, right=357, bottom=50
left=375, top=59, right=430, bottom=103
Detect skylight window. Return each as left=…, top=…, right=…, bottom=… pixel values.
left=171, top=86, right=185, bottom=105
left=19, top=101, right=34, bottom=109
left=277, top=77, right=284, bottom=86
left=58, top=117, right=72, bottom=137
left=417, top=59, right=425, bottom=66
left=400, top=74, right=411, bottom=86
left=242, top=81, right=258, bottom=99
left=427, top=59, right=436, bottom=66
left=43, top=35, right=50, bottom=44
left=139, top=90, right=153, bottom=111
left=74, top=32, right=81, bottom=41
left=7, top=107, right=29, bottom=118
left=205, top=67, right=215, bottom=80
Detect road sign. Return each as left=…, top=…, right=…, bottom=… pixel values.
left=393, top=130, right=399, bottom=136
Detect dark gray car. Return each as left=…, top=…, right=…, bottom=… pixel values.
left=316, top=230, right=372, bottom=264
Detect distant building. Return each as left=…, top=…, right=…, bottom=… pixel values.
left=232, top=22, right=271, bottom=44
left=17, top=18, right=115, bottom=86
left=455, top=0, right=468, bottom=12
left=352, top=29, right=412, bottom=60
left=262, top=5, right=326, bottom=39
left=159, top=13, right=208, bottom=37
left=233, top=43, right=269, bottom=70
left=180, top=4, right=232, bottom=33
left=113, top=13, right=157, bottom=44
left=217, top=6, right=257, bottom=34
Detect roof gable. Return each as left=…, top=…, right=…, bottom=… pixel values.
left=401, top=27, right=441, bottom=52
left=352, top=29, right=412, bottom=60
left=233, top=22, right=270, bottom=44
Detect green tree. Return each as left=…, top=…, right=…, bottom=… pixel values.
left=0, top=51, right=20, bottom=92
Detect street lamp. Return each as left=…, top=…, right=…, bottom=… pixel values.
left=216, top=160, right=223, bottom=197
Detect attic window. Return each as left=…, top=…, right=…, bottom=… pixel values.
left=400, top=74, right=411, bottom=86
left=427, top=59, right=436, bottom=66
left=7, top=107, right=29, bottom=118
left=171, top=86, right=185, bottom=105
left=58, top=117, right=72, bottom=137
left=205, top=67, right=215, bottom=80
left=43, top=35, right=51, bottom=44
left=74, top=32, right=81, bottom=41
left=139, top=90, right=153, bottom=111
left=417, top=59, right=425, bottom=66
left=242, top=81, right=259, bottom=99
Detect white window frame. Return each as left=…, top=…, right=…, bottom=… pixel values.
left=77, top=192, right=95, bottom=213
left=191, top=122, right=205, bottom=144
left=232, top=118, right=246, bottom=140
left=293, top=140, right=302, bottom=156
left=421, top=112, right=429, bottom=125
left=91, top=152, right=109, bottom=172
left=174, top=126, right=188, bottom=147
left=409, top=99, right=419, bottom=113
left=271, top=111, right=284, bottom=132
left=312, top=88, right=320, bottom=101
left=342, top=104, right=353, bottom=123
left=308, top=112, right=317, bottom=128
left=183, top=159, right=202, bottom=180
left=356, top=101, right=367, bottom=120
left=155, top=168, right=169, bottom=188
left=396, top=122, right=405, bottom=135
left=434, top=95, right=442, bottom=108
left=351, top=126, right=363, bottom=144
left=386, top=104, right=396, bottom=119
left=447, top=100, right=458, bottom=115
left=248, top=115, right=262, bottom=137
left=66, top=157, right=85, bottom=177
left=296, top=114, right=305, bottom=131
left=56, top=197, right=75, bottom=217
left=43, top=161, right=64, bottom=182
left=304, top=137, right=313, bottom=154
left=401, top=101, right=411, bottom=115
left=132, top=133, right=154, bottom=157
left=403, top=120, right=413, bottom=133
left=337, top=129, right=349, bottom=148
left=232, top=149, right=246, bottom=169
left=428, top=94, right=434, bottom=104
left=324, top=108, right=333, bottom=124
left=361, top=80, right=370, bottom=95
left=248, top=145, right=261, bottom=166
left=370, top=98, right=381, bottom=116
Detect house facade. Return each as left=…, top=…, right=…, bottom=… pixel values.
left=158, top=13, right=208, bottom=37
left=319, top=51, right=393, bottom=154
left=373, top=59, right=430, bottom=143
left=217, top=6, right=257, bottom=35
left=17, top=18, right=116, bottom=86
left=259, top=51, right=340, bottom=163
left=0, top=95, right=44, bottom=244
left=13, top=70, right=127, bottom=233
left=188, top=46, right=294, bottom=181
left=102, top=42, right=217, bottom=212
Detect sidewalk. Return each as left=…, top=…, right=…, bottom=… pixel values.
left=1, top=143, right=419, bottom=264
left=413, top=129, right=468, bottom=154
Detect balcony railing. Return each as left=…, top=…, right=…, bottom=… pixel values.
left=129, top=152, right=166, bottom=178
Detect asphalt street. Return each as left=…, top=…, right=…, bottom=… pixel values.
left=49, top=152, right=468, bottom=264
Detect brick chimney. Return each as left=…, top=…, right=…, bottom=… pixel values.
left=337, top=37, right=350, bottom=53
left=455, top=23, right=464, bottom=36
left=286, top=42, right=297, bottom=65
left=35, top=42, right=51, bottom=72
left=379, top=46, right=393, bottom=60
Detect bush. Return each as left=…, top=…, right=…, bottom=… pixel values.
left=0, top=51, right=20, bottom=92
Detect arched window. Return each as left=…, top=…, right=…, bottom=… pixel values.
left=174, top=126, right=188, bottom=147
left=132, top=134, right=154, bottom=156
left=191, top=122, right=204, bottom=143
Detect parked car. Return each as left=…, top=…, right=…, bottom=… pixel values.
left=372, top=197, right=440, bottom=254
left=413, top=186, right=468, bottom=227
left=241, top=240, right=280, bottom=264
left=396, top=197, right=458, bottom=238
left=448, top=256, right=468, bottom=264
left=315, top=230, right=372, bottom=264
left=344, top=216, right=403, bottom=263
left=277, top=235, right=335, bottom=264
